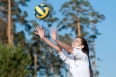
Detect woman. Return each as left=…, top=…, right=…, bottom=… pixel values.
left=34, top=26, right=93, bottom=77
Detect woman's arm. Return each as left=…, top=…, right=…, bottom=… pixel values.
left=55, top=39, right=73, bottom=53
left=35, top=26, right=70, bottom=64
left=50, top=27, right=73, bottom=53
left=43, top=37, right=61, bottom=53
left=34, top=26, right=61, bottom=53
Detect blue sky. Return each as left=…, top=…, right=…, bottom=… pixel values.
left=21, top=0, right=116, bottom=77
left=89, top=0, right=116, bottom=77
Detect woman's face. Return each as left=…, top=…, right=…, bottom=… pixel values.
left=71, top=38, right=84, bottom=48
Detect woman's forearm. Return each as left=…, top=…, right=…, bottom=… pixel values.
left=42, top=37, right=61, bottom=53
left=54, top=39, right=73, bottom=53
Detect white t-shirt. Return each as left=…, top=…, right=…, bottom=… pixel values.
left=58, top=48, right=90, bottom=77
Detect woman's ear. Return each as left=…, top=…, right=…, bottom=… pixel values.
left=81, top=45, right=84, bottom=48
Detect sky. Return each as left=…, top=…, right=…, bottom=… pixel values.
left=89, top=0, right=116, bottom=77
left=20, top=0, right=116, bottom=77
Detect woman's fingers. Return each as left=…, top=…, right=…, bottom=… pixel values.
left=51, top=30, right=53, bottom=36
left=36, top=26, right=40, bottom=32
left=36, top=27, right=39, bottom=32
left=34, top=32, right=39, bottom=35
left=53, top=27, right=56, bottom=32
left=40, top=26, right=42, bottom=30
left=36, top=26, right=44, bottom=32
left=53, top=27, right=57, bottom=34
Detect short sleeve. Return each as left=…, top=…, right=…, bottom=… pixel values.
left=58, top=50, right=70, bottom=65
left=71, top=48, right=85, bottom=59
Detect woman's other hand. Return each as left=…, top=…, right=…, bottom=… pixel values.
left=51, top=27, right=57, bottom=41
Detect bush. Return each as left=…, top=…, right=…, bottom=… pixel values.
left=0, top=44, right=32, bottom=77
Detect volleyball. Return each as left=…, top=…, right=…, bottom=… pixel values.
left=34, top=4, right=49, bottom=19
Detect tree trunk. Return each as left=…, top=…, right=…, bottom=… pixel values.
left=34, top=48, right=37, bottom=74
left=49, top=48, right=54, bottom=77
left=8, top=0, right=11, bottom=45
left=77, top=21, right=81, bottom=36
left=8, top=0, right=13, bottom=46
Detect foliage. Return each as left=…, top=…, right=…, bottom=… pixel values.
left=0, top=44, right=32, bottom=77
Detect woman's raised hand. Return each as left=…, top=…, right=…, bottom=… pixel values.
left=50, top=27, right=57, bottom=41
left=34, top=26, right=45, bottom=39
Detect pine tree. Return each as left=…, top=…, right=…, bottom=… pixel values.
left=0, top=44, right=33, bottom=77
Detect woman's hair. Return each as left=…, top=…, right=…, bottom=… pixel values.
left=75, top=36, right=94, bottom=77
